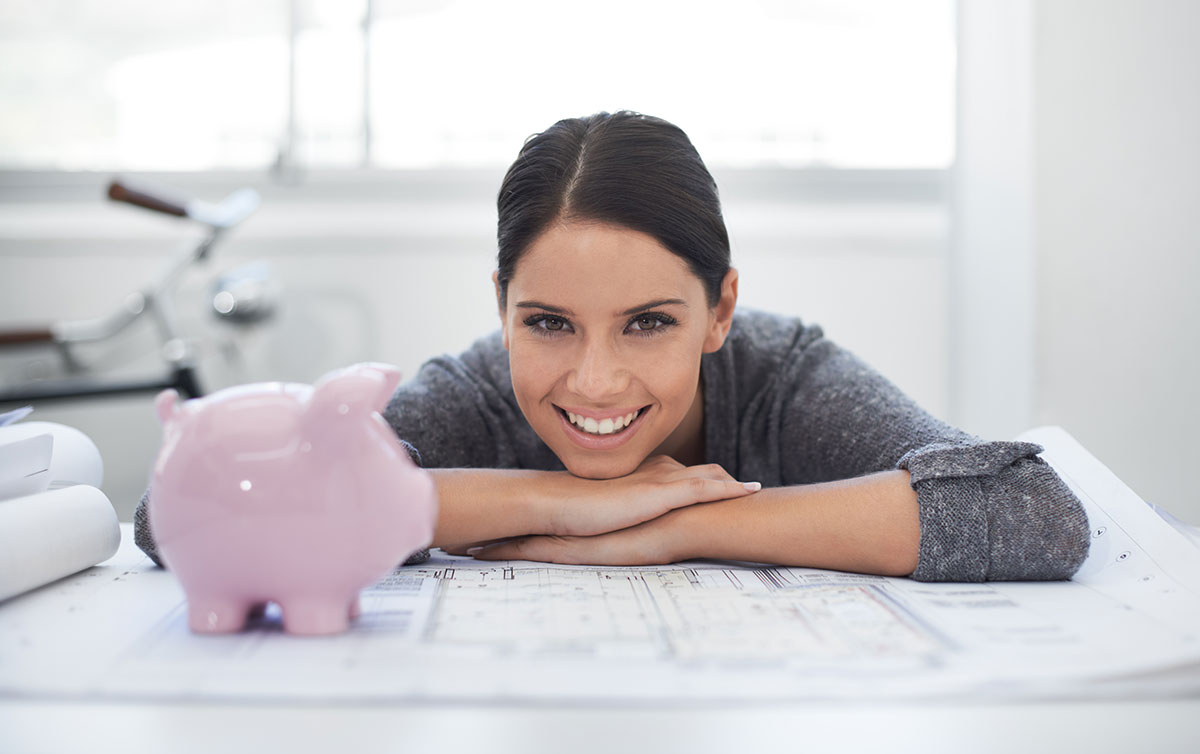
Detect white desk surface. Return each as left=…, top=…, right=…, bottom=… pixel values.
left=2, top=525, right=1198, bottom=754
left=3, top=698, right=1199, bottom=754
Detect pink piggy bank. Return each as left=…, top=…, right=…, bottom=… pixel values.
left=150, top=362, right=436, bottom=636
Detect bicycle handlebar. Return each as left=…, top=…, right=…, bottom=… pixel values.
left=106, top=179, right=260, bottom=230
left=0, top=327, right=55, bottom=346
left=107, top=180, right=188, bottom=218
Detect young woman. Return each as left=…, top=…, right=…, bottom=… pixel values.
left=136, top=111, right=1089, bottom=582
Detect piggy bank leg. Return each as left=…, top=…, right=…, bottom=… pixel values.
left=187, top=596, right=252, bottom=633
left=348, top=595, right=362, bottom=620
left=280, top=597, right=352, bottom=635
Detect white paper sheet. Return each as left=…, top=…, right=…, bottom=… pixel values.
left=2, top=427, right=1198, bottom=702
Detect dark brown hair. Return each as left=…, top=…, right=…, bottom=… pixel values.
left=496, top=111, right=730, bottom=307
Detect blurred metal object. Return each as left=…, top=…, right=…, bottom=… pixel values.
left=210, top=262, right=280, bottom=326
left=0, top=180, right=261, bottom=405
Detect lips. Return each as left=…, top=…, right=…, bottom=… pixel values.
left=554, top=404, right=651, bottom=450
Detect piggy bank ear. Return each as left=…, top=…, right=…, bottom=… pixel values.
left=311, top=363, right=403, bottom=416
left=155, top=389, right=180, bottom=425
left=361, top=362, right=403, bottom=409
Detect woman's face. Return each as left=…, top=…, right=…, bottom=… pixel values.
left=498, top=220, right=736, bottom=479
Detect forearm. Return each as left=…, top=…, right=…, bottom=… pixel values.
left=669, top=469, right=921, bottom=576
left=431, top=457, right=762, bottom=552
left=429, top=468, right=555, bottom=547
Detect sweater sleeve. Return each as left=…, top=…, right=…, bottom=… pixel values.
left=897, top=442, right=1090, bottom=581
left=771, top=323, right=1089, bottom=582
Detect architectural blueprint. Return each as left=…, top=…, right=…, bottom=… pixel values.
left=3, top=427, right=1199, bottom=702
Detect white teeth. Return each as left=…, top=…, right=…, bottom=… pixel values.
left=566, top=409, right=641, bottom=435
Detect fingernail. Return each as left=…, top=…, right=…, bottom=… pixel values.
left=466, top=546, right=483, bottom=556
left=743, top=482, right=762, bottom=492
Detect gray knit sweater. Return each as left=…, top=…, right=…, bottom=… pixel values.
left=135, top=308, right=1090, bottom=581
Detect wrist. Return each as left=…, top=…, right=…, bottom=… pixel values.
left=532, top=471, right=575, bottom=536
left=534, top=470, right=614, bottom=536
left=655, top=503, right=710, bottom=562
left=504, top=469, right=582, bottom=537
left=429, top=468, right=570, bottom=544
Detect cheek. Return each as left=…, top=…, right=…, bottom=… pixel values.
left=508, top=344, right=559, bottom=406
left=630, top=335, right=704, bottom=401
left=653, top=354, right=701, bottom=403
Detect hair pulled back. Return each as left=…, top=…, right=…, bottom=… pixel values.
left=496, top=111, right=730, bottom=307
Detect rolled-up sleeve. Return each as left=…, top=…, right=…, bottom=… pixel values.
left=762, top=319, right=1091, bottom=582
left=897, top=441, right=1091, bottom=581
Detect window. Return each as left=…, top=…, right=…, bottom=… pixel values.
left=0, top=0, right=954, bottom=171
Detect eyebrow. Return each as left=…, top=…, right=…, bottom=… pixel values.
left=515, top=298, right=689, bottom=316
left=620, top=298, right=688, bottom=315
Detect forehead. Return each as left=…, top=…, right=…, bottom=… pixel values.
left=511, top=221, right=704, bottom=306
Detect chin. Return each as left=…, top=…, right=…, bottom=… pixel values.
left=560, top=452, right=643, bottom=480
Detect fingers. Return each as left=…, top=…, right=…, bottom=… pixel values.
left=694, top=463, right=738, bottom=483
left=471, top=529, right=672, bottom=567
left=470, top=536, right=564, bottom=563
left=643, top=457, right=758, bottom=498
left=440, top=537, right=510, bottom=556
left=663, top=476, right=760, bottom=507
left=468, top=535, right=617, bottom=566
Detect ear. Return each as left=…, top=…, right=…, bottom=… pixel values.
left=311, top=363, right=402, bottom=416
left=702, top=268, right=739, bottom=353
left=361, top=362, right=403, bottom=409
left=493, top=269, right=510, bottom=351
left=155, top=389, right=180, bottom=425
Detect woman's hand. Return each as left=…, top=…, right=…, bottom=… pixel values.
left=436, top=455, right=758, bottom=555
left=546, top=454, right=758, bottom=537
left=455, top=507, right=693, bottom=566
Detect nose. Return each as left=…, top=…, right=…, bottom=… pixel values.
left=568, top=336, right=628, bottom=401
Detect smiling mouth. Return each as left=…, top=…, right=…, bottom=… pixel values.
left=555, top=406, right=648, bottom=436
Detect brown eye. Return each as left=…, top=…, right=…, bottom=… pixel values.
left=522, top=313, right=572, bottom=336
left=625, top=312, right=677, bottom=335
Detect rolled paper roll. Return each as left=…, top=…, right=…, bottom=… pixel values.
left=0, top=421, right=104, bottom=489
left=0, top=485, right=120, bottom=602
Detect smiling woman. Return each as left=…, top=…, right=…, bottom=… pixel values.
left=134, top=111, right=1090, bottom=582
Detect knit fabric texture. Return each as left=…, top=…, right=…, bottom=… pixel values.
left=134, top=308, right=1090, bottom=581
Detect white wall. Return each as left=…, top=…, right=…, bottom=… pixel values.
left=1033, top=0, right=1200, bottom=522
left=951, top=0, right=1034, bottom=440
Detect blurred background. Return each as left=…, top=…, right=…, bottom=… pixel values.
left=0, top=0, right=1195, bottom=524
